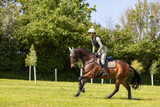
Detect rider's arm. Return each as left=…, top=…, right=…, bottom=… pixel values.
left=96, top=37, right=103, bottom=54
left=91, top=41, right=95, bottom=53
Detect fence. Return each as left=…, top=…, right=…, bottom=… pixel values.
left=39, top=68, right=112, bottom=84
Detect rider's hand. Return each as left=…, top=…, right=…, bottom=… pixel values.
left=95, top=53, right=99, bottom=57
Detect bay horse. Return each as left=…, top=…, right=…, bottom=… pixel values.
left=69, top=47, right=141, bottom=99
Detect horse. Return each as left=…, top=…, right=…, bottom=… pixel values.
left=69, top=47, right=141, bottom=99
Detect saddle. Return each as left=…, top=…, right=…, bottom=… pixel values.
left=97, top=56, right=116, bottom=77
left=98, top=56, right=116, bottom=68
left=105, top=56, right=114, bottom=62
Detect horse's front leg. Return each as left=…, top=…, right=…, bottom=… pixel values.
left=74, top=78, right=87, bottom=97
left=74, top=71, right=92, bottom=97
left=74, top=79, right=82, bottom=97
left=74, top=88, right=81, bottom=97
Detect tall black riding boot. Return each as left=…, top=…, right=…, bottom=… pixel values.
left=103, top=63, right=109, bottom=77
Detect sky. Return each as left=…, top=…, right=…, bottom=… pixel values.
left=85, top=0, right=157, bottom=28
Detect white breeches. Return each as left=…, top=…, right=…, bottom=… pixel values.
left=100, top=46, right=107, bottom=65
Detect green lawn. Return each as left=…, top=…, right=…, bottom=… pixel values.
left=0, top=79, right=160, bottom=107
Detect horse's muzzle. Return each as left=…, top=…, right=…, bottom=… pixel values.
left=71, top=64, right=77, bottom=69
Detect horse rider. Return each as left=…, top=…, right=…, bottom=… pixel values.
left=88, top=26, right=109, bottom=76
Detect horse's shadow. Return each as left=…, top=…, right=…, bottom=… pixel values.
left=88, top=96, right=152, bottom=101
left=112, top=97, right=152, bottom=101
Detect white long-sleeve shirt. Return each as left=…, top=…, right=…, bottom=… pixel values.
left=91, top=36, right=107, bottom=54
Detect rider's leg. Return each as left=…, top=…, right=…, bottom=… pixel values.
left=101, top=53, right=109, bottom=76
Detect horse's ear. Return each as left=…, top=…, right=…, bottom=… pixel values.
left=69, top=47, right=71, bottom=51
left=72, top=47, right=74, bottom=50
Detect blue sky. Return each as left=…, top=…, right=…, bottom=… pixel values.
left=85, top=0, right=156, bottom=28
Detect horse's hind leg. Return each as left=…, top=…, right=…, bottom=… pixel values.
left=121, top=80, right=132, bottom=99
left=106, top=79, right=120, bottom=99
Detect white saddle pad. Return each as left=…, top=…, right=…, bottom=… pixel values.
left=97, top=58, right=116, bottom=68
left=108, top=61, right=116, bottom=68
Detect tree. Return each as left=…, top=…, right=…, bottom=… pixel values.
left=131, top=59, right=144, bottom=74
left=13, top=0, right=96, bottom=80
left=14, top=0, right=96, bottom=54
left=150, top=60, right=159, bottom=86
left=25, top=44, right=37, bottom=67
left=117, top=0, right=160, bottom=71
left=0, top=0, right=20, bottom=73
left=25, top=44, right=37, bottom=82
left=120, top=0, right=160, bottom=42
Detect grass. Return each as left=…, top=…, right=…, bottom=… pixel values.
left=0, top=79, right=160, bottom=107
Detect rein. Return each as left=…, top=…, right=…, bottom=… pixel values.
left=70, top=50, right=98, bottom=68
left=83, top=55, right=96, bottom=67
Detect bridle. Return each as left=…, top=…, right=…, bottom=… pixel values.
left=70, top=50, right=97, bottom=67
left=70, top=50, right=79, bottom=66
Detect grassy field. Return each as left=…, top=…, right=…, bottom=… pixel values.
left=0, top=79, right=160, bottom=107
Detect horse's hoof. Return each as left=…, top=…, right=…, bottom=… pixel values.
left=81, top=88, right=85, bottom=93
left=128, top=93, right=132, bottom=99
left=74, top=95, right=78, bottom=97
left=105, top=97, right=111, bottom=99
left=128, top=97, right=132, bottom=99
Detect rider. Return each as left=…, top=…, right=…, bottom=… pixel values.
left=88, top=26, right=109, bottom=76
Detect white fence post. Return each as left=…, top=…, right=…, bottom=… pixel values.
left=29, top=66, right=31, bottom=81
left=151, top=74, right=153, bottom=86
left=91, top=78, right=93, bottom=84
left=101, top=79, right=104, bottom=84
left=110, top=79, right=111, bottom=84
left=80, top=68, right=83, bottom=83
left=55, top=69, right=57, bottom=82
left=80, top=68, right=83, bottom=76
left=34, top=66, right=36, bottom=84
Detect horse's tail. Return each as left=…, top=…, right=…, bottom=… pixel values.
left=129, top=65, right=141, bottom=89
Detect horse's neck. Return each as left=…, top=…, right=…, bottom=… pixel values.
left=76, top=49, right=94, bottom=63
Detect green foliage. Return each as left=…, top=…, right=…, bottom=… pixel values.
left=0, top=0, right=160, bottom=85
left=131, top=59, right=144, bottom=74
left=77, top=59, right=83, bottom=68
left=12, top=0, right=97, bottom=81
left=0, top=0, right=21, bottom=73
left=150, top=60, right=159, bottom=75
left=115, top=0, right=160, bottom=74
left=25, top=54, right=31, bottom=66
left=37, top=55, right=64, bottom=73
left=25, top=44, right=37, bottom=67
left=120, top=0, right=160, bottom=42
left=14, top=0, right=96, bottom=53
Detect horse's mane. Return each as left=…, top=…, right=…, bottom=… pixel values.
left=75, top=48, right=94, bottom=55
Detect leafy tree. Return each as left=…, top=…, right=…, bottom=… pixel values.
left=150, top=60, right=159, bottom=86
left=116, top=0, right=160, bottom=67
left=120, top=0, right=160, bottom=42
left=131, top=59, right=144, bottom=74
left=14, top=0, right=96, bottom=54
left=110, top=27, right=134, bottom=61
left=0, top=0, right=20, bottom=72
left=25, top=44, right=37, bottom=67
left=150, top=60, right=159, bottom=75
left=13, top=0, right=96, bottom=80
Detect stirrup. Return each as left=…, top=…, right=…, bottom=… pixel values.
left=103, top=73, right=109, bottom=77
